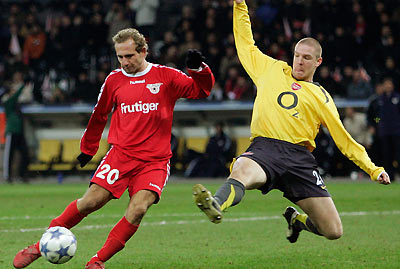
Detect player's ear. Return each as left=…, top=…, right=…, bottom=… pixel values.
left=140, top=46, right=147, bottom=55
left=316, top=57, right=323, bottom=68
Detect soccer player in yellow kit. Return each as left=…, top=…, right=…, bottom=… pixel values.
left=193, top=0, right=391, bottom=243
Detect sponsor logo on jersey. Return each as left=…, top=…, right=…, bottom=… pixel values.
left=121, top=101, right=159, bottom=114
left=149, top=182, right=161, bottom=191
left=146, top=83, right=163, bottom=94
left=291, top=82, right=302, bottom=90
left=130, top=80, right=145, bottom=84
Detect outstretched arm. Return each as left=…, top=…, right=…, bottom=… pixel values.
left=233, top=0, right=275, bottom=81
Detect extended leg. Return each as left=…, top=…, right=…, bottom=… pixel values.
left=193, top=157, right=267, bottom=223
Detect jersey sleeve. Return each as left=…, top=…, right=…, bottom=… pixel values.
left=171, top=64, right=215, bottom=99
left=80, top=76, right=115, bottom=156
left=233, top=1, right=276, bottom=81
left=319, top=97, right=384, bottom=181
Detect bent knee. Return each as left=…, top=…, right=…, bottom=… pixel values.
left=324, top=226, right=343, bottom=240
left=78, top=198, right=104, bottom=214
left=126, top=204, right=148, bottom=224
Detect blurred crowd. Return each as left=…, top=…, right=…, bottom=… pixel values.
left=0, top=0, right=399, bottom=104
left=0, top=0, right=399, bottom=179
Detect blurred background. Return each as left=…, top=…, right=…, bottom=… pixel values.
left=0, top=0, right=399, bottom=182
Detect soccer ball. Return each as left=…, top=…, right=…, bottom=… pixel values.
left=39, top=226, right=77, bottom=264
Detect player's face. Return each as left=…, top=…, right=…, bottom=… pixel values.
left=292, top=43, right=322, bottom=82
left=115, top=39, right=147, bottom=74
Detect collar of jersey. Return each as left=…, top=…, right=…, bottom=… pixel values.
left=121, top=63, right=153, bottom=77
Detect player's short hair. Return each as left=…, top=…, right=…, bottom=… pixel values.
left=296, top=37, right=322, bottom=59
left=112, top=28, right=148, bottom=53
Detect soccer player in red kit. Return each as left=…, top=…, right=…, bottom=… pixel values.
left=13, top=28, right=215, bottom=269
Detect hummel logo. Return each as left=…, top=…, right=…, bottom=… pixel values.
left=130, top=80, right=145, bottom=84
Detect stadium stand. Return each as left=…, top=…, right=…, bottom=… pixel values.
left=27, top=139, right=61, bottom=171
left=52, top=139, right=82, bottom=171
left=1, top=0, right=399, bottom=178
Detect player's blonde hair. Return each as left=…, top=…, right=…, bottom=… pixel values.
left=296, top=37, right=322, bottom=59
left=112, top=28, right=148, bottom=53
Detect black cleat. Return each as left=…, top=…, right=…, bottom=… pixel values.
left=283, top=206, right=301, bottom=243
left=192, top=184, right=222, bottom=223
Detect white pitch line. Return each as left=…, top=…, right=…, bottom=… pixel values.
left=0, top=213, right=205, bottom=221
left=0, top=210, right=399, bottom=234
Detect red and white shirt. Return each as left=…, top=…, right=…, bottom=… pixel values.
left=80, top=63, right=215, bottom=161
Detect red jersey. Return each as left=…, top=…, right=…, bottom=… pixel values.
left=80, top=63, right=215, bottom=161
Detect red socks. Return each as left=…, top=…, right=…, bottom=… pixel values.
left=35, top=200, right=87, bottom=252
left=96, top=217, right=139, bottom=262
left=35, top=201, right=138, bottom=263
left=49, top=200, right=87, bottom=229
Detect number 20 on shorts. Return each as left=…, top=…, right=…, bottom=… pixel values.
left=96, top=164, right=120, bottom=184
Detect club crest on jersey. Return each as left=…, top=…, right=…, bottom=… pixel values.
left=291, top=82, right=302, bottom=90
left=146, top=83, right=163, bottom=94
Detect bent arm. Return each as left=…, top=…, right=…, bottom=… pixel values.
left=80, top=80, right=114, bottom=156
left=173, top=64, right=215, bottom=99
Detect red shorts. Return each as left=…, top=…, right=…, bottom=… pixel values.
left=91, top=147, right=170, bottom=203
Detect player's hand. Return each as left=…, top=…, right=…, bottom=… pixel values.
left=377, top=171, right=391, bottom=185
left=234, top=0, right=244, bottom=4
left=77, top=152, right=93, bottom=168
left=186, top=49, right=205, bottom=69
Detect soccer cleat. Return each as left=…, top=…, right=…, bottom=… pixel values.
left=13, top=244, right=41, bottom=268
left=85, top=260, right=105, bottom=269
left=192, top=184, right=222, bottom=224
left=283, top=206, right=301, bottom=243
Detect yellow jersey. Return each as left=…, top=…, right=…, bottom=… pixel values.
left=233, top=1, right=384, bottom=181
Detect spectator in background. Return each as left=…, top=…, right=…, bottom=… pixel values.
left=87, top=13, right=109, bottom=58
left=129, top=0, right=159, bottom=42
left=219, top=45, right=239, bottom=81
left=153, top=31, right=177, bottom=59
left=375, top=77, right=400, bottom=181
left=7, top=23, right=24, bottom=60
left=346, top=68, right=373, bottom=99
left=207, top=81, right=224, bottom=101
left=177, top=30, right=202, bottom=61
left=225, top=75, right=251, bottom=100
left=366, top=82, right=385, bottom=166
left=343, top=107, right=371, bottom=148
left=160, top=44, right=179, bottom=67
left=340, top=65, right=355, bottom=92
left=70, top=70, right=96, bottom=103
left=224, top=66, right=252, bottom=100
left=106, top=4, right=131, bottom=45
left=8, top=71, right=33, bottom=104
left=23, top=23, right=46, bottom=103
left=23, top=24, right=46, bottom=67
left=2, top=75, right=32, bottom=183
left=343, top=107, right=372, bottom=179
left=204, top=121, right=233, bottom=176
left=185, top=121, right=233, bottom=178
left=315, top=66, right=345, bottom=98
left=381, top=57, right=400, bottom=89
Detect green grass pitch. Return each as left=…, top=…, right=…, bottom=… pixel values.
left=1, top=179, right=399, bottom=268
